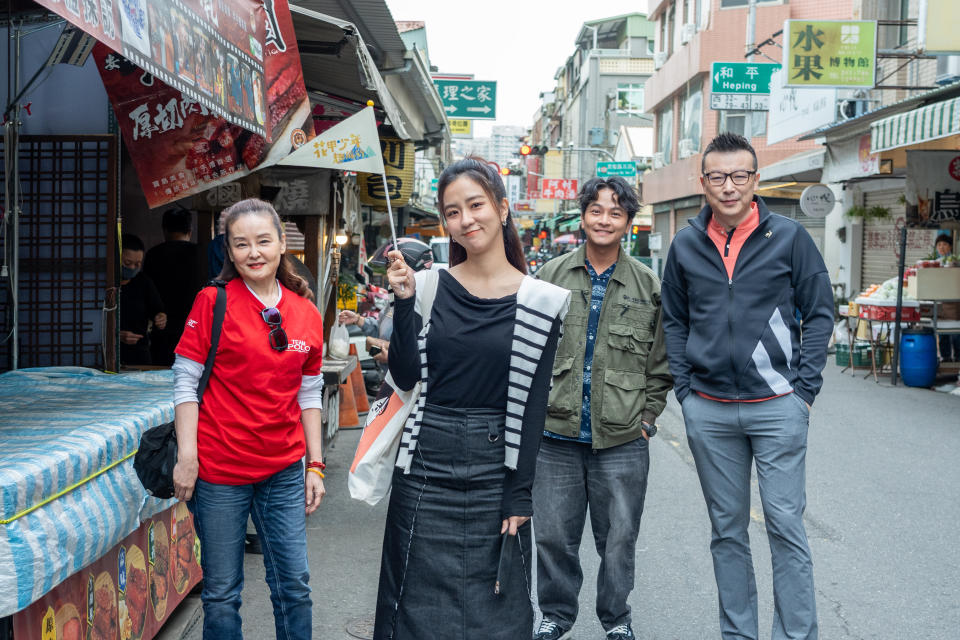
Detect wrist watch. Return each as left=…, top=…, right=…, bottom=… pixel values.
left=641, top=421, right=658, bottom=438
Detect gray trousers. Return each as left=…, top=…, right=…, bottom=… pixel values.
left=681, top=392, right=817, bottom=640
left=532, top=436, right=649, bottom=631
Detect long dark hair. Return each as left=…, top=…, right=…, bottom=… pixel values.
left=218, top=198, right=314, bottom=301
left=437, top=157, right=527, bottom=274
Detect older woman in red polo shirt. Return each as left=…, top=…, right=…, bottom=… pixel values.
left=171, top=198, right=325, bottom=640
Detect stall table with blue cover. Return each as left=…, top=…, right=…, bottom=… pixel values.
left=0, top=367, right=198, bottom=639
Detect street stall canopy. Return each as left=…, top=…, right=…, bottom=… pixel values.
left=870, top=96, right=960, bottom=154
left=290, top=4, right=411, bottom=141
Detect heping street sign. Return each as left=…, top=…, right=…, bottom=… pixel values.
left=596, top=161, right=637, bottom=178
left=710, top=62, right=781, bottom=95
left=433, top=79, right=497, bottom=119
left=710, top=94, right=771, bottom=111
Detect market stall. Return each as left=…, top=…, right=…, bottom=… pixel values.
left=0, top=367, right=200, bottom=639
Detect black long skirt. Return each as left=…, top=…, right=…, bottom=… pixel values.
left=373, top=403, right=533, bottom=640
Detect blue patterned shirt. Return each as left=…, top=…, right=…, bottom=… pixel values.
left=545, top=258, right=616, bottom=444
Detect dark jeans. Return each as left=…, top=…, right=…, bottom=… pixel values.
left=188, top=460, right=311, bottom=640
left=533, top=436, right=650, bottom=631
left=939, top=332, right=960, bottom=362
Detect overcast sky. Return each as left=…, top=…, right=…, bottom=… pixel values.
left=384, top=0, right=653, bottom=137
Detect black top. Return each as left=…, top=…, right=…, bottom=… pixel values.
left=143, top=240, right=205, bottom=365
left=119, top=272, right=165, bottom=365
left=389, top=270, right=561, bottom=518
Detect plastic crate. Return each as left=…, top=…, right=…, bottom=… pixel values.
left=835, top=343, right=850, bottom=366
left=859, top=304, right=920, bottom=322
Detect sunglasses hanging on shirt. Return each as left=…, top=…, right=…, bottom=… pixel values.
left=260, top=307, right=288, bottom=352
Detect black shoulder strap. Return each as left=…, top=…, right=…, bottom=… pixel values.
left=196, top=280, right=227, bottom=402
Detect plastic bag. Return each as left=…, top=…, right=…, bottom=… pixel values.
left=329, top=320, right=350, bottom=359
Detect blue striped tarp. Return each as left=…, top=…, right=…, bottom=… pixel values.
left=0, top=367, right=176, bottom=617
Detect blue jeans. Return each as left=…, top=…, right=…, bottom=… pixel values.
left=681, top=392, right=817, bottom=640
left=187, top=460, right=311, bottom=640
left=533, top=436, right=649, bottom=631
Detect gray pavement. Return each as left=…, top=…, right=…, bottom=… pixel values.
left=170, top=363, right=960, bottom=640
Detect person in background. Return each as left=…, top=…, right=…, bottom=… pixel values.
left=933, top=234, right=960, bottom=362
left=661, top=133, right=833, bottom=640
left=119, top=233, right=166, bottom=366
left=144, top=208, right=205, bottom=366
left=532, top=176, right=672, bottom=640
left=172, top=198, right=325, bottom=640
left=374, top=158, right=570, bottom=639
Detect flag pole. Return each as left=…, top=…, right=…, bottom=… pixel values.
left=381, top=173, right=404, bottom=293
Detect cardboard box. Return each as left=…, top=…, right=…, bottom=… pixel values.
left=907, top=268, right=960, bottom=300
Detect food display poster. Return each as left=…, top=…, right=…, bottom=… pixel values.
left=34, top=0, right=269, bottom=137
left=12, top=503, right=202, bottom=640
left=905, top=150, right=960, bottom=228
left=92, top=0, right=311, bottom=209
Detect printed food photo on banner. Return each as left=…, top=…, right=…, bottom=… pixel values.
left=171, top=503, right=197, bottom=595
left=148, top=521, right=169, bottom=621
left=121, top=545, right=149, bottom=640
left=56, top=603, right=83, bottom=640
left=88, top=571, right=118, bottom=640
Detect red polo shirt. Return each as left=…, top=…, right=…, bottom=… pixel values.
left=176, top=278, right=324, bottom=484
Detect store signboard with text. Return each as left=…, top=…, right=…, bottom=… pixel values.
left=448, top=118, right=473, bottom=137
left=34, top=0, right=278, bottom=138
left=767, top=68, right=837, bottom=145
left=905, top=150, right=960, bottom=227
left=93, top=0, right=311, bottom=208
left=784, top=20, right=877, bottom=88
left=540, top=179, right=578, bottom=200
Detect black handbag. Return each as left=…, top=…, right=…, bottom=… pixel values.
left=134, top=281, right=226, bottom=498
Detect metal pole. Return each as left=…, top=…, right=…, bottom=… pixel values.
left=890, top=226, right=907, bottom=385
left=10, top=24, right=21, bottom=369
left=746, top=0, right=757, bottom=62
left=381, top=173, right=403, bottom=293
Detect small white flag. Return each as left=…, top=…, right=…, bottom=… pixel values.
left=278, top=106, right=383, bottom=173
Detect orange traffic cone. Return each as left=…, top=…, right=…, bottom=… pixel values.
left=348, top=344, right=369, bottom=413
left=338, top=380, right=360, bottom=428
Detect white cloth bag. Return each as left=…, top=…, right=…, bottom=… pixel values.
left=348, top=270, right=439, bottom=505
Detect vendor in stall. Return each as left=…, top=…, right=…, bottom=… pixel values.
left=933, top=234, right=960, bottom=362
left=120, top=234, right=167, bottom=366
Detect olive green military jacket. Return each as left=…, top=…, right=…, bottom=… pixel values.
left=537, top=245, right=672, bottom=449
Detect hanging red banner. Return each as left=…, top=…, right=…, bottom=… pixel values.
left=33, top=0, right=276, bottom=138
left=93, top=0, right=311, bottom=208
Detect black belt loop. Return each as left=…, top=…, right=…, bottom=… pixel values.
left=488, top=420, right=500, bottom=442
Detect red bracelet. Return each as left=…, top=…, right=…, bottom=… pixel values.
left=307, top=460, right=326, bottom=471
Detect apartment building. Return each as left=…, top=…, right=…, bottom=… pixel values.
left=643, top=0, right=855, bottom=258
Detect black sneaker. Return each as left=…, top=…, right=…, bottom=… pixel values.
left=533, top=619, right=571, bottom=640
left=606, top=623, right=635, bottom=639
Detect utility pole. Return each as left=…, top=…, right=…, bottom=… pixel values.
left=745, top=0, right=757, bottom=63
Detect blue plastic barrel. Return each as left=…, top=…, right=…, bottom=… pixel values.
left=900, top=328, right=938, bottom=388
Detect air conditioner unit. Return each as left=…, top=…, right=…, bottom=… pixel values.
left=680, top=23, right=696, bottom=45
left=678, top=138, right=696, bottom=158
left=652, top=151, right=665, bottom=169
left=936, top=55, right=960, bottom=86
left=653, top=52, right=667, bottom=69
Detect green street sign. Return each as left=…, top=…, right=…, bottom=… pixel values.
left=596, top=161, right=636, bottom=177
left=433, top=80, right=497, bottom=119
left=710, top=62, right=781, bottom=94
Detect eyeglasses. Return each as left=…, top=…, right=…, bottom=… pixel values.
left=703, top=170, right=756, bottom=187
left=260, top=307, right=288, bottom=352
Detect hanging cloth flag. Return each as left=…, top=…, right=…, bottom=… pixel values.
left=278, top=106, right=383, bottom=174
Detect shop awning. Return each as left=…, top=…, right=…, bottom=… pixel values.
left=759, top=148, right=825, bottom=183
left=558, top=218, right=581, bottom=232
left=870, top=96, right=960, bottom=153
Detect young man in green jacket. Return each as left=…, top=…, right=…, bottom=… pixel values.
left=533, top=176, right=672, bottom=640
